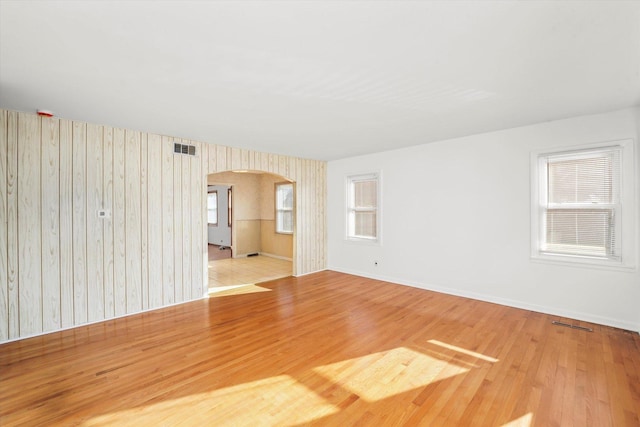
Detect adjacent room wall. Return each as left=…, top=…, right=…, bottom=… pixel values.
left=208, top=171, right=293, bottom=259
left=0, top=109, right=326, bottom=343
left=208, top=172, right=262, bottom=256
left=260, top=174, right=294, bottom=259
left=327, top=107, right=640, bottom=332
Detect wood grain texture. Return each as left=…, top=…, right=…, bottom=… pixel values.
left=17, top=113, right=42, bottom=336
left=173, top=147, right=183, bottom=303
left=203, top=143, right=326, bottom=278
left=181, top=152, right=191, bottom=301
left=113, top=128, right=127, bottom=317
left=125, top=130, right=142, bottom=313
left=147, top=133, right=163, bottom=308
left=140, top=134, right=149, bottom=311
left=72, top=121, right=87, bottom=325
left=190, top=142, right=203, bottom=299
left=41, top=117, right=61, bottom=332
left=0, top=108, right=326, bottom=343
left=86, top=123, right=104, bottom=322
left=103, top=127, right=115, bottom=318
left=6, top=111, right=18, bottom=338
left=1, top=271, right=638, bottom=426
left=0, top=110, right=8, bottom=341
left=59, top=120, right=74, bottom=328
left=161, top=136, right=175, bottom=305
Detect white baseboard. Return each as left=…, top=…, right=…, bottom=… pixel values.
left=294, top=268, right=328, bottom=278
left=328, top=266, right=640, bottom=333
left=0, top=295, right=209, bottom=345
left=259, top=252, right=293, bottom=261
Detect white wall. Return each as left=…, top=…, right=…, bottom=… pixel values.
left=208, top=185, right=231, bottom=246
left=327, top=108, right=640, bottom=332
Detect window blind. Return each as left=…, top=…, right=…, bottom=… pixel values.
left=276, top=183, right=294, bottom=233
left=348, top=175, right=378, bottom=240
left=541, top=148, right=620, bottom=258
left=207, top=191, right=218, bottom=225
left=353, top=179, right=377, bottom=238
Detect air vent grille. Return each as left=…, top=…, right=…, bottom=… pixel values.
left=174, top=143, right=197, bottom=156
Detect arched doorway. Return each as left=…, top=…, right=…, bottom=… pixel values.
left=206, top=170, right=295, bottom=293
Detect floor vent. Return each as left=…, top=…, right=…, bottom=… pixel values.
left=551, top=320, right=593, bottom=332
left=174, top=142, right=197, bottom=156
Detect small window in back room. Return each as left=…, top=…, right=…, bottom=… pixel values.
left=347, top=173, right=379, bottom=242
left=208, top=190, right=218, bottom=226
left=276, top=182, right=294, bottom=234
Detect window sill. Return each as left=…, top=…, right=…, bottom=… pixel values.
left=346, top=236, right=381, bottom=246
left=530, top=253, right=636, bottom=272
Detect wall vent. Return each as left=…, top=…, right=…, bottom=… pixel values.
left=174, top=142, right=196, bottom=156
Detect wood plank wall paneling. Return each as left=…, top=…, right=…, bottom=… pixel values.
left=6, top=111, right=18, bottom=339
left=140, top=134, right=149, bottom=311
left=113, top=128, right=127, bottom=317
left=173, top=145, right=183, bottom=303
left=147, top=134, right=163, bottom=309
left=18, top=113, right=42, bottom=336
left=86, top=123, right=104, bottom=323
left=191, top=141, right=203, bottom=299
left=59, top=120, right=73, bottom=329
left=103, top=127, right=115, bottom=319
left=72, top=121, right=87, bottom=325
left=0, top=111, right=8, bottom=341
left=41, top=117, right=61, bottom=332
left=125, top=130, right=142, bottom=314
left=161, top=136, right=175, bottom=305
left=0, top=109, right=326, bottom=343
left=180, top=150, right=191, bottom=301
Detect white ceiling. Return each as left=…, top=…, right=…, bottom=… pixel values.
left=1, top=1, right=639, bottom=161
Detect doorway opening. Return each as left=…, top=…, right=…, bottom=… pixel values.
left=207, top=185, right=232, bottom=261
left=206, top=170, right=294, bottom=293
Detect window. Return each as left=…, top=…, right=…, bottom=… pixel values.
left=227, top=188, right=232, bottom=227
left=276, top=182, right=294, bottom=234
left=207, top=191, right=218, bottom=226
left=532, top=140, right=635, bottom=268
left=347, top=173, right=379, bottom=241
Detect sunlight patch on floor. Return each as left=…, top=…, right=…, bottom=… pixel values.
left=427, top=339, right=499, bottom=363
left=501, top=412, right=533, bottom=426
left=208, top=256, right=292, bottom=288
left=83, top=375, right=338, bottom=426
left=208, top=283, right=272, bottom=297
left=312, top=347, right=469, bottom=402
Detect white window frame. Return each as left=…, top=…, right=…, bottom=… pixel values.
left=275, top=182, right=294, bottom=235
left=530, top=139, right=636, bottom=270
left=346, top=172, right=381, bottom=243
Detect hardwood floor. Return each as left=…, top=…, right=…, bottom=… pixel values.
left=1, top=271, right=639, bottom=426
left=208, top=244, right=232, bottom=261
left=208, top=255, right=292, bottom=290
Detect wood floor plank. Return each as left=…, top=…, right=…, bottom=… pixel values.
left=1, top=271, right=639, bottom=426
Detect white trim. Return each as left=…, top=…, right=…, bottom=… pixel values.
left=530, top=138, right=636, bottom=270
left=328, top=267, right=640, bottom=333
left=259, top=252, right=293, bottom=262
left=345, top=171, right=382, bottom=245
left=275, top=182, right=294, bottom=234
left=0, top=295, right=209, bottom=344
left=293, top=267, right=328, bottom=278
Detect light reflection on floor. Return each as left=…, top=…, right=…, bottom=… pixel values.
left=208, top=256, right=292, bottom=289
